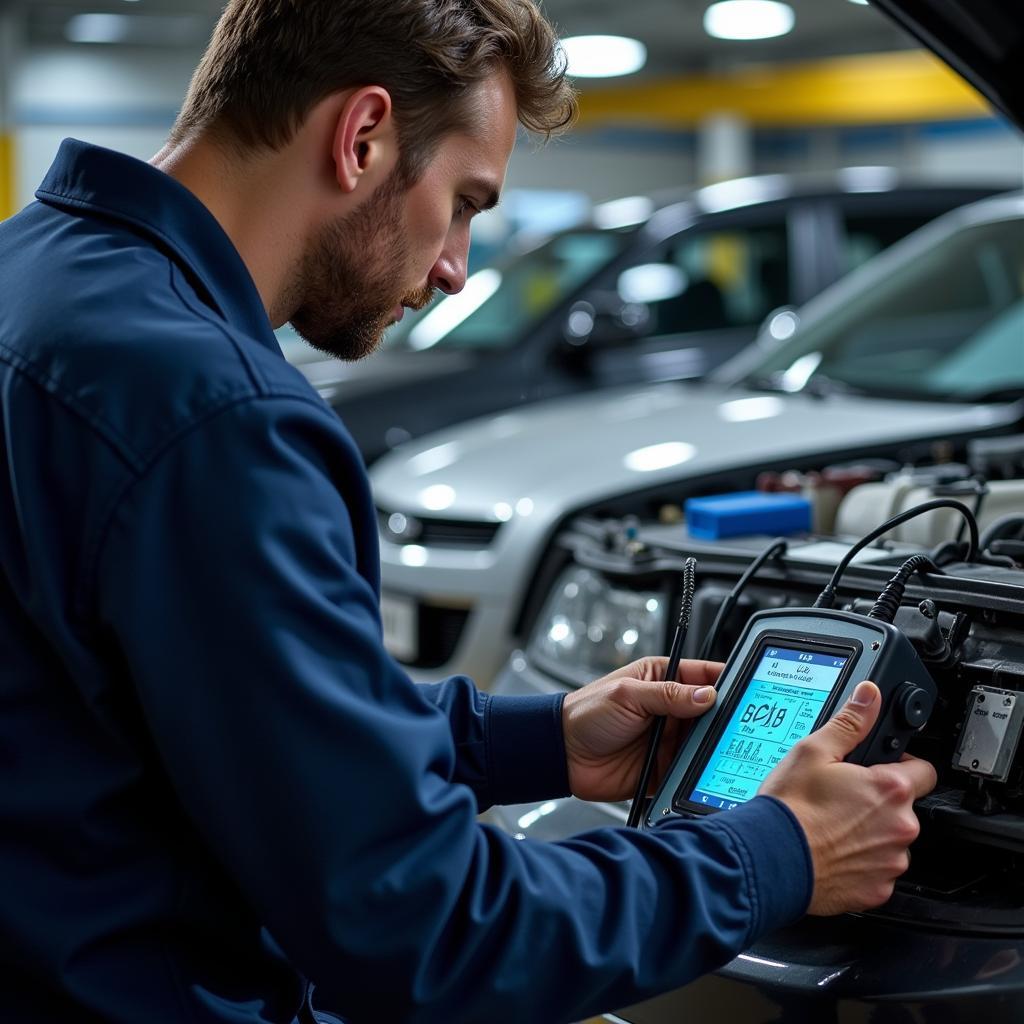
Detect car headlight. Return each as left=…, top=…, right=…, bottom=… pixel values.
left=527, top=566, right=667, bottom=684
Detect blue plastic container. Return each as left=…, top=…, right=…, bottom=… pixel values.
left=685, top=490, right=812, bottom=540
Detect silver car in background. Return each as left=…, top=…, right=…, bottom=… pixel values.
left=370, top=193, right=1024, bottom=687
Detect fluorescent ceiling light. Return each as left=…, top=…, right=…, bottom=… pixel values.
left=560, top=35, right=647, bottom=78
left=848, top=0, right=870, bottom=5
left=704, top=1, right=795, bottom=41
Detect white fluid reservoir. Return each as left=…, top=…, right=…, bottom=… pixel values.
left=835, top=477, right=1024, bottom=547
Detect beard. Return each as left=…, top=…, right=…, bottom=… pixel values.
left=287, top=171, right=435, bottom=361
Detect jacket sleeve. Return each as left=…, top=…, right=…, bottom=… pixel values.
left=416, top=678, right=571, bottom=810
left=96, top=395, right=813, bottom=1024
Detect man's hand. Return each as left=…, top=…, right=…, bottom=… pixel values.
left=562, top=658, right=722, bottom=802
left=759, top=680, right=938, bottom=916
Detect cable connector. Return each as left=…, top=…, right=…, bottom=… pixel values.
left=868, top=554, right=941, bottom=624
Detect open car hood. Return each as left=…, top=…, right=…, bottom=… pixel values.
left=873, top=0, right=1023, bottom=130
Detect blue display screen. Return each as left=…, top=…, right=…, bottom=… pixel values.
left=687, top=645, right=849, bottom=810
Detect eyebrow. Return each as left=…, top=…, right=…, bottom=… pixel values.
left=464, top=178, right=501, bottom=211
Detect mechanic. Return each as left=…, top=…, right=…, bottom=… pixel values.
left=0, top=1, right=937, bottom=1022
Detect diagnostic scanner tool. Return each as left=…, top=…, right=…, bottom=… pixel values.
left=643, top=608, right=936, bottom=826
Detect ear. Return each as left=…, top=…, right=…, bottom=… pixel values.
left=331, top=86, right=398, bottom=195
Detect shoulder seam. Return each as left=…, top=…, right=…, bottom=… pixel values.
left=80, top=391, right=346, bottom=619
left=167, top=262, right=271, bottom=396
left=0, top=255, right=295, bottom=471
left=0, top=342, right=146, bottom=473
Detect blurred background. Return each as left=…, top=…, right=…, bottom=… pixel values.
left=1, top=0, right=1021, bottom=249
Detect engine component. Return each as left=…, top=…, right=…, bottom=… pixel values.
left=954, top=685, right=1024, bottom=783
left=968, top=433, right=1024, bottom=480
left=835, top=476, right=1024, bottom=545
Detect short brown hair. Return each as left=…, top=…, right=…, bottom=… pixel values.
left=171, top=0, right=577, bottom=179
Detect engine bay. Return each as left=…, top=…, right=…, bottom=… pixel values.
left=518, top=434, right=1024, bottom=936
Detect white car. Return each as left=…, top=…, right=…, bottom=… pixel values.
left=370, top=193, right=1024, bottom=686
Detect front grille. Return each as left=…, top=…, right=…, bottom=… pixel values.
left=411, top=605, right=471, bottom=669
left=377, top=507, right=501, bottom=548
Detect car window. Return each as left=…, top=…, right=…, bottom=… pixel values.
left=748, top=215, right=1024, bottom=401
left=842, top=212, right=951, bottom=274
left=385, top=230, right=627, bottom=352
left=619, top=224, right=790, bottom=337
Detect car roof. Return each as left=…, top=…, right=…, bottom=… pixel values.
left=371, top=192, right=1023, bottom=521
left=541, top=171, right=1011, bottom=251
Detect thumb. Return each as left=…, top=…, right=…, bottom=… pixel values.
left=814, top=681, right=881, bottom=761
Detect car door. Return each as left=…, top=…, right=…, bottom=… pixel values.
left=578, top=211, right=795, bottom=386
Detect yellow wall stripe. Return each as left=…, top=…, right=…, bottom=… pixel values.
left=0, top=133, right=14, bottom=221
left=577, top=50, right=993, bottom=130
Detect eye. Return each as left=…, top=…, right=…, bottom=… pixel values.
left=455, top=196, right=479, bottom=220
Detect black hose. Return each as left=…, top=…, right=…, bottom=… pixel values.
left=697, top=538, right=788, bottom=662
left=814, top=499, right=978, bottom=609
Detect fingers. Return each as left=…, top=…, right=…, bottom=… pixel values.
left=611, top=657, right=724, bottom=691
left=637, top=657, right=723, bottom=687
left=883, top=754, right=938, bottom=801
left=629, top=678, right=717, bottom=720
left=810, top=681, right=881, bottom=761
left=675, top=659, right=725, bottom=687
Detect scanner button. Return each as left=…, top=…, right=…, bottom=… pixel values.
left=895, top=682, right=933, bottom=729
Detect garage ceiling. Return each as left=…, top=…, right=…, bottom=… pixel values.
left=13, top=0, right=915, bottom=83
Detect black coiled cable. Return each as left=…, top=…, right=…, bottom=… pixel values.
left=626, top=557, right=697, bottom=828
left=867, top=553, right=942, bottom=623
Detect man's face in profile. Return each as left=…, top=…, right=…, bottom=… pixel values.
left=289, top=72, right=518, bottom=361
left=290, top=174, right=435, bottom=362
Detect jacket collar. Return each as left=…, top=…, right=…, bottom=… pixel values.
left=35, top=138, right=282, bottom=355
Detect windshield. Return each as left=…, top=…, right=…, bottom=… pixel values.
left=745, top=214, right=1024, bottom=402
left=382, top=229, right=628, bottom=352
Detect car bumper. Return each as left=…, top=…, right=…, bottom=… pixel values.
left=377, top=518, right=546, bottom=686
left=609, top=916, right=1024, bottom=1022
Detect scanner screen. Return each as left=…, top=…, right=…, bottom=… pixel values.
left=687, top=645, right=849, bottom=810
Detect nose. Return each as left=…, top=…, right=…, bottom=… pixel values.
left=427, top=235, right=469, bottom=296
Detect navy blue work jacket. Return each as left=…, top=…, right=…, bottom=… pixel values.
left=0, top=140, right=812, bottom=1024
